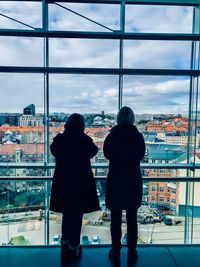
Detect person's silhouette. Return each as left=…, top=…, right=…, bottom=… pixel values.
left=50, top=113, right=99, bottom=264
left=103, top=106, right=145, bottom=266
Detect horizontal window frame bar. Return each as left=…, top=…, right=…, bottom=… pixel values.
left=0, top=162, right=199, bottom=169
left=0, top=30, right=200, bottom=41
left=1, top=0, right=199, bottom=7
left=0, top=176, right=200, bottom=182
left=0, top=66, right=199, bottom=76
left=49, top=0, right=200, bottom=5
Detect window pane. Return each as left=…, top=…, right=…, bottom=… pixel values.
left=124, top=41, right=191, bottom=69
left=0, top=2, right=42, bottom=30
left=123, top=75, right=189, bottom=114
left=49, top=39, right=119, bottom=68
left=49, top=74, right=118, bottom=114
left=49, top=3, right=120, bottom=32
left=0, top=74, right=44, bottom=167
left=0, top=37, right=44, bottom=66
left=0, top=180, right=46, bottom=245
left=125, top=5, right=193, bottom=33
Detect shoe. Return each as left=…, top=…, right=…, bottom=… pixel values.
left=61, top=242, right=70, bottom=264
left=68, top=245, right=82, bottom=261
left=127, top=248, right=138, bottom=266
left=61, top=243, right=82, bottom=264
left=109, top=249, right=121, bottom=266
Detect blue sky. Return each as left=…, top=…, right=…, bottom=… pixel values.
left=0, top=2, right=194, bottom=114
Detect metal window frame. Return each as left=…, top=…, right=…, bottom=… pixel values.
left=0, top=0, right=200, bottom=245
left=1, top=0, right=200, bottom=6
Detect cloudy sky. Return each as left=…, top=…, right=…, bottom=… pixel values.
left=0, top=2, right=195, bottom=114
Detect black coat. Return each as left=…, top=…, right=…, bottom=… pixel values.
left=103, top=124, right=145, bottom=210
left=50, top=129, right=100, bottom=214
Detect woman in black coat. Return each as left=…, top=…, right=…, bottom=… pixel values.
left=103, top=107, right=145, bottom=266
left=50, top=113, right=99, bottom=263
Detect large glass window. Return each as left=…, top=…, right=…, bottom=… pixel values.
left=0, top=0, right=200, bottom=246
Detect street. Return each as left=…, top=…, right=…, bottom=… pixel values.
left=1, top=210, right=200, bottom=245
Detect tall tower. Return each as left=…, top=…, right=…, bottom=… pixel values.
left=23, top=104, right=35, bottom=116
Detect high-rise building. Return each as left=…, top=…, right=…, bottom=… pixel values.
left=23, top=104, right=35, bottom=116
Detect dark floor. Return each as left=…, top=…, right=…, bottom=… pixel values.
left=1, top=245, right=200, bottom=267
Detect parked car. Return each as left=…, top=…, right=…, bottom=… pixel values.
left=153, top=209, right=160, bottom=216
left=145, top=215, right=154, bottom=224
left=157, top=206, right=170, bottom=215
left=52, top=234, right=60, bottom=245
left=92, top=236, right=100, bottom=245
left=164, top=217, right=172, bottom=226
left=153, top=216, right=162, bottom=223
left=81, top=235, right=89, bottom=245
left=159, top=214, right=165, bottom=222
left=137, top=214, right=147, bottom=224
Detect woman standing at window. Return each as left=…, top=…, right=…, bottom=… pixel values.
left=103, top=107, right=145, bottom=266
left=50, top=113, right=99, bottom=264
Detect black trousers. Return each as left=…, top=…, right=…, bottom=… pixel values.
left=110, top=209, right=138, bottom=251
left=61, top=212, right=83, bottom=247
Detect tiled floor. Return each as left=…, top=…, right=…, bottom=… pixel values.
left=1, top=245, right=200, bottom=267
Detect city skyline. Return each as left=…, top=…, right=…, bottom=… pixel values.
left=0, top=105, right=190, bottom=117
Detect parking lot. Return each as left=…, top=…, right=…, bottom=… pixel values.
left=1, top=209, right=200, bottom=246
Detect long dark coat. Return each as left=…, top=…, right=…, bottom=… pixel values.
left=50, top=129, right=100, bottom=214
left=103, top=124, right=145, bottom=210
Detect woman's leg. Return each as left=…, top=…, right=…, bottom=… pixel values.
left=61, top=212, right=83, bottom=263
left=126, top=209, right=138, bottom=265
left=68, top=213, right=83, bottom=247
left=61, top=213, right=70, bottom=242
left=110, top=209, right=122, bottom=250
left=62, top=212, right=83, bottom=246
left=109, top=210, right=122, bottom=266
left=126, top=209, right=138, bottom=249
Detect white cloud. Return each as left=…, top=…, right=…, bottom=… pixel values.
left=49, top=38, right=119, bottom=68
left=0, top=2, right=195, bottom=114
left=104, top=89, right=118, bottom=97
left=0, top=2, right=42, bottom=29
left=0, top=36, right=43, bottom=66
left=0, top=73, right=43, bottom=113
left=125, top=5, right=192, bottom=33
left=123, top=78, right=189, bottom=114
left=49, top=74, right=118, bottom=113
left=124, top=40, right=191, bottom=69
left=49, top=3, right=120, bottom=31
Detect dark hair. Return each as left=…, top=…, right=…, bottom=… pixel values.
left=64, top=113, right=85, bottom=131
left=117, top=106, right=135, bottom=125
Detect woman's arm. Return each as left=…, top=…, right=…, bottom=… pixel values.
left=138, top=133, right=146, bottom=160
left=85, top=135, right=98, bottom=159
left=50, top=133, right=62, bottom=157
left=103, top=134, right=112, bottom=160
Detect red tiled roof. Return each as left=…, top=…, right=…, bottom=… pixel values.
left=85, top=128, right=110, bottom=137
left=196, top=153, right=200, bottom=160
left=0, top=144, right=44, bottom=154
left=0, top=126, right=110, bottom=135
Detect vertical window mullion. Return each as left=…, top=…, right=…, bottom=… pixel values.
left=118, top=0, right=125, bottom=110
left=43, top=0, right=50, bottom=246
